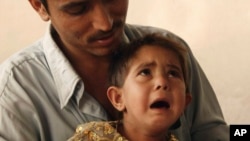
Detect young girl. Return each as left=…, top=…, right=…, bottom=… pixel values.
left=68, top=34, right=192, bottom=141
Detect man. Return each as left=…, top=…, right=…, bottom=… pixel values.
left=0, top=0, right=229, bottom=141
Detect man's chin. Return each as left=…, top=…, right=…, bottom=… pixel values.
left=90, top=47, right=117, bottom=58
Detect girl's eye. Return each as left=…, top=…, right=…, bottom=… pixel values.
left=139, top=69, right=151, bottom=76
left=168, top=70, right=181, bottom=78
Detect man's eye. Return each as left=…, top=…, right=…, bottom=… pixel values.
left=64, top=3, right=90, bottom=15
left=104, top=0, right=115, bottom=2
left=139, top=69, right=151, bottom=76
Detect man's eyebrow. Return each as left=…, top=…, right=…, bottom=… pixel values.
left=59, top=0, right=88, bottom=10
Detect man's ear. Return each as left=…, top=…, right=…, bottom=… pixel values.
left=185, top=93, right=192, bottom=108
left=28, top=0, right=50, bottom=21
left=107, top=86, right=125, bottom=111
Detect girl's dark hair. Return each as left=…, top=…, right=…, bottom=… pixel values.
left=109, top=33, right=189, bottom=92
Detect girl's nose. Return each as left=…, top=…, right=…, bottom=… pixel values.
left=155, top=77, right=168, bottom=90
left=156, top=85, right=167, bottom=90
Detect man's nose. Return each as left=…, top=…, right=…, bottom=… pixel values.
left=91, top=3, right=113, bottom=31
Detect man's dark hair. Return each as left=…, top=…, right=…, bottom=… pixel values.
left=40, top=0, right=48, bottom=10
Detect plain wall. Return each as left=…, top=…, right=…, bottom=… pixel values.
left=1, top=0, right=250, bottom=124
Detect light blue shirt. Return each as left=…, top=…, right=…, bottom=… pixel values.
left=0, top=24, right=229, bottom=141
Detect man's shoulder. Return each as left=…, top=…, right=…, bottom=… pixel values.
left=125, top=23, right=164, bottom=31
left=0, top=40, right=46, bottom=95
left=124, top=24, right=182, bottom=41
left=0, top=40, right=45, bottom=72
left=124, top=24, right=188, bottom=47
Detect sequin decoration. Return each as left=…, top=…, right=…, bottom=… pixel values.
left=68, top=121, right=179, bottom=141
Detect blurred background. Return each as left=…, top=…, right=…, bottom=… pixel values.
left=1, top=0, right=250, bottom=124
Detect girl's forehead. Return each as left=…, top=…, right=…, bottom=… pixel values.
left=136, top=44, right=170, bottom=53
left=129, top=46, right=180, bottom=66
left=134, top=45, right=176, bottom=59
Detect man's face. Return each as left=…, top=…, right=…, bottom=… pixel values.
left=46, top=0, right=128, bottom=57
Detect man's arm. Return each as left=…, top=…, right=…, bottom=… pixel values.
left=185, top=52, right=229, bottom=140
left=0, top=101, right=39, bottom=141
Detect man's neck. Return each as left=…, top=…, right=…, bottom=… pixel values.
left=53, top=29, right=118, bottom=119
left=71, top=53, right=119, bottom=119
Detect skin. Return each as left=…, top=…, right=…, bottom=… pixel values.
left=28, top=0, right=129, bottom=118
left=108, top=45, right=192, bottom=141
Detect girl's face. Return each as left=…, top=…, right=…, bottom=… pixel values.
left=119, top=45, right=191, bottom=136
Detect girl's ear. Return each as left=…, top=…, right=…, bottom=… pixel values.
left=185, top=93, right=192, bottom=108
left=28, top=0, right=50, bottom=21
left=107, top=86, right=125, bottom=111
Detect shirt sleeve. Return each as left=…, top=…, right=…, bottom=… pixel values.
left=185, top=49, right=229, bottom=141
left=168, top=30, right=229, bottom=141
left=0, top=104, right=38, bottom=141
left=0, top=55, right=46, bottom=141
left=173, top=30, right=229, bottom=141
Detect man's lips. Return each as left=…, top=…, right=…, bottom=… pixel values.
left=89, top=31, right=116, bottom=46
left=97, top=34, right=115, bottom=43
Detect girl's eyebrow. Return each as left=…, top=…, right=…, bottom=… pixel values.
left=134, top=61, right=156, bottom=71
left=167, top=64, right=182, bottom=71
left=132, top=60, right=182, bottom=74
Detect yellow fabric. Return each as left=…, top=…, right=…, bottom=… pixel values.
left=68, top=121, right=127, bottom=141
left=68, top=121, right=179, bottom=141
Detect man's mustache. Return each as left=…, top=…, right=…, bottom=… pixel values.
left=88, top=20, right=123, bottom=42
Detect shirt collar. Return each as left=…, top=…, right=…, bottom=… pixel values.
left=42, top=25, right=83, bottom=109
left=41, top=24, right=130, bottom=109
